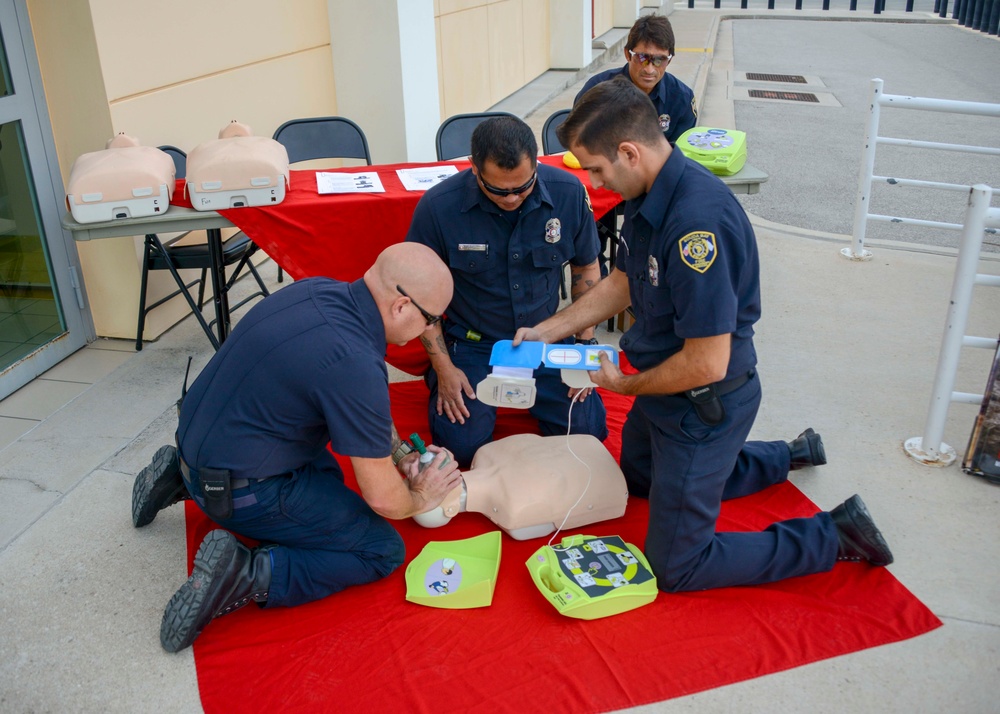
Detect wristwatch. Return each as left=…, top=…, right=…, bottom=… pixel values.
left=391, top=439, right=414, bottom=466
left=575, top=337, right=599, bottom=345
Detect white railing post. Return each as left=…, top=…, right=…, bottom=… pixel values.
left=904, top=185, right=994, bottom=467
left=844, top=78, right=881, bottom=261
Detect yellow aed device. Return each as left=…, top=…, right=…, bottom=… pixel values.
left=676, top=127, right=747, bottom=176
left=525, top=534, right=657, bottom=620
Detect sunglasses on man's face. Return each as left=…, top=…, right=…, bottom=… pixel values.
left=628, top=49, right=672, bottom=68
left=478, top=171, right=537, bottom=198
left=396, top=285, right=442, bottom=326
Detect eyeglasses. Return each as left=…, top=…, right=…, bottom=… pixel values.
left=627, top=49, right=672, bottom=68
left=396, top=285, right=442, bottom=326
left=478, top=171, right=537, bottom=198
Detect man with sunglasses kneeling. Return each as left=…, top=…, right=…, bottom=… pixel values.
left=576, top=14, right=697, bottom=143
left=405, top=115, right=607, bottom=468
left=131, top=243, right=462, bottom=652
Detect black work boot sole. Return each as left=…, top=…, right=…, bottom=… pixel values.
left=132, top=444, right=186, bottom=528
left=160, top=530, right=239, bottom=653
left=833, top=494, right=894, bottom=566
left=790, top=427, right=827, bottom=469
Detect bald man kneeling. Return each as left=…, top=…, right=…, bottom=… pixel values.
left=132, top=243, right=463, bottom=653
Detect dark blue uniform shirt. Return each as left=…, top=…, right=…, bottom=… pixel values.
left=576, top=65, right=698, bottom=143
left=405, top=163, right=600, bottom=343
left=177, top=277, right=392, bottom=479
left=616, top=148, right=760, bottom=380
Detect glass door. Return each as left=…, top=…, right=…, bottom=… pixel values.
left=0, top=0, right=90, bottom=398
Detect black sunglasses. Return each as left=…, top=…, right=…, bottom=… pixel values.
left=478, top=171, right=537, bottom=198
left=396, top=285, right=442, bottom=326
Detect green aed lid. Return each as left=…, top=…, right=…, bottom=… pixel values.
left=405, top=531, right=502, bottom=609
left=525, top=534, right=657, bottom=620
left=676, top=127, right=747, bottom=176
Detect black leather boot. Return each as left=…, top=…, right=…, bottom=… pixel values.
left=830, top=494, right=894, bottom=566
left=132, top=445, right=190, bottom=528
left=160, top=530, right=273, bottom=653
left=788, top=427, right=827, bottom=470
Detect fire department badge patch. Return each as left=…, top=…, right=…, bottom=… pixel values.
left=658, top=113, right=671, bottom=132
left=648, top=256, right=659, bottom=286
left=545, top=218, right=562, bottom=244
left=678, top=231, right=717, bottom=273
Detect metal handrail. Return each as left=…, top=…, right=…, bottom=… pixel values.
left=904, top=186, right=1000, bottom=466
left=846, top=78, right=1000, bottom=261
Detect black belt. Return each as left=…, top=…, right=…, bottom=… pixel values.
left=680, top=369, right=755, bottom=427
left=707, top=369, right=755, bottom=397
left=179, top=457, right=272, bottom=490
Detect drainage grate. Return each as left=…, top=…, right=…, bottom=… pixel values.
left=745, top=73, right=807, bottom=84
left=748, top=89, right=820, bottom=103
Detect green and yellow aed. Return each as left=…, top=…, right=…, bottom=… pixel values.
left=525, top=534, right=657, bottom=620
left=676, top=127, right=747, bottom=176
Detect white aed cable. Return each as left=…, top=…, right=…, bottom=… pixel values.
left=548, top=386, right=594, bottom=550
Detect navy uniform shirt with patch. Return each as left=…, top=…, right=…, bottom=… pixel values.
left=177, top=277, right=392, bottom=480
left=616, top=148, right=760, bottom=380
left=405, top=163, right=599, bottom=343
left=575, top=65, right=698, bottom=143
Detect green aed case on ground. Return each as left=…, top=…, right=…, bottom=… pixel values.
left=676, top=127, right=747, bottom=176
left=526, top=534, right=657, bottom=620
left=405, top=531, right=502, bottom=609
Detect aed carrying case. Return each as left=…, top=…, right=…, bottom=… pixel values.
left=185, top=121, right=289, bottom=211
left=66, top=133, right=175, bottom=223
left=676, top=127, right=747, bottom=176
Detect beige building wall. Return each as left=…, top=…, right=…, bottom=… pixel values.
left=593, top=0, right=614, bottom=37
left=27, top=0, right=616, bottom=339
left=435, top=0, right=550, bottom=119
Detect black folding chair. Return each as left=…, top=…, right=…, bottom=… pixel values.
left=271, top=116, right=374, bottom=281
left=541, top=108, right=571, bottom=155
left=434, top=111, right=517, bottom=161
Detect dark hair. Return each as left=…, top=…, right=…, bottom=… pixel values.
left=470, top=116, right=538, bottom=171
left=556, top=77, right=664, bottom=161
left=625, top=14, right=675, bottom=55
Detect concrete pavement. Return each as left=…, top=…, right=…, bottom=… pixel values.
left=2, top=6, right=999, bottom=713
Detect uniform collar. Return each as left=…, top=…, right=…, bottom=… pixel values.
left=459, top=164, right=551, bottom=216
left=632, top=146, right=685, bottom=229
left=347, top=277, right=386, bottom=349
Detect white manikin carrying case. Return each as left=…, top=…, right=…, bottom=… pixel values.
left=66, top=134, right=175, bottom=224
left=185, top=121, right=289, bottom=211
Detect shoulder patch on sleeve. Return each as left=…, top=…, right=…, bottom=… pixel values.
left=691, top=96, right=699, bottom=119
left=678, top=231, right=717, bottom=273
left=583, top=189, right=593, bottom=214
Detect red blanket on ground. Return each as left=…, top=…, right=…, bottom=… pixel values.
left=185, top=383, right=941, bottom=714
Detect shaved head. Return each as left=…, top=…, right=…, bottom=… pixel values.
left=365, top=243, right=453, bottom=344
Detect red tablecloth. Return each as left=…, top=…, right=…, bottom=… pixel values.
left=172, top=155, right=621, bottom=374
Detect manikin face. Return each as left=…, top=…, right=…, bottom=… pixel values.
left=625, top=41, right=673, bottom=94
left=471, top=157, right=537, bottom=212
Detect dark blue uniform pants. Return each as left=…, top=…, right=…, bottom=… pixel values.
left=620, top=373, right=839, bottom=592
left=426, top=338, right=608, bottom=467
left=183, top=448, right=404, bottom=608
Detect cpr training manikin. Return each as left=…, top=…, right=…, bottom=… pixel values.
left=413, top=433, right=628, bottom=540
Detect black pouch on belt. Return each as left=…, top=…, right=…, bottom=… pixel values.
left=199, top=466, right=234, bottom=521
left=685, top=383, right=725, bottom=426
